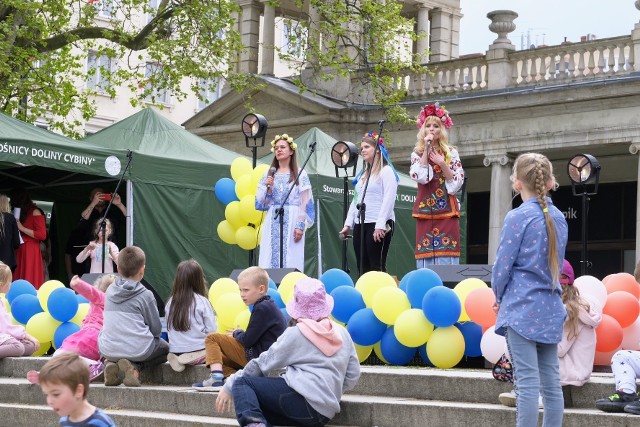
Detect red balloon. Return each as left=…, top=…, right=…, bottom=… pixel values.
left=595, top=314, right=623, bottom=352
left=604, top=273, right=640, bottom=299
left=594, top=347, right=621, bottom=366
left=604, top=291, right=640, bottom=328
left=602, top=274, right=615, bottom=285
left=464, top=287, right=497, bottom=328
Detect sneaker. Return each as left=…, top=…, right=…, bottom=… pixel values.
left=89, top=361, right=105, bottom=382
left=167, top=353, right=185, bottom=372
left=104, top=361, right=121, bottom=386
left=117, top=359, right=140, bottom=387
left=625, top=400, right=640, bottom=415
left=177, top=350, right=206, bottom=366
left=192, top=374, right=224, bottom=392
left=246, top=423, right=266, bottom=427
left=499, top=390, right=516, bottom=407
left=596, top=390, right=638, bottom=412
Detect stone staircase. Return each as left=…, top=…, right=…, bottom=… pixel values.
left=0, top=357, right=639, bottom=426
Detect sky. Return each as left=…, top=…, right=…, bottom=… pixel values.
left=459, top=0, right=639, bottom=55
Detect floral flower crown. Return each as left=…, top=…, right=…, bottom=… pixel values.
left=270, top=134, right=297, bottom=152
left=363, top=132, right=384, bottom=145
left=416, top=102, right=453, bottom=129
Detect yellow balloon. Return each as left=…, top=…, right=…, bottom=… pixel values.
left=235, top=174, right=255, bottom=200
left=0, top=294, right=10, bottom=313
left=252, top=164, right=270, bottom=188
left=38, top=280, right=65, bottom=312
left=453, top=278, right=488, bottom=322
left=225, top=201, right=246, bottom=229
left=32, top=341, right=51, bottom=356
left=236, top=226, right=259, bottom=250
left=394, top=309, right=434, bottom=347
left=217, top=321, right=235, bottom=334
left=373, top=341, right=389, bottom=364
left=208, top=278, right=239, bottom=308
left=26, top=312, right=61, bottom=344
left=217, top=220, right=238, bottom=245
left=372, top=287, right=410, bottom=325
left=240, top=195, right=263, bottom=225
left=69, top=303, right=90, bottom=326
left=354, top=344, right=373, bottom=363
left=356, top=271, right=397, bottom=308
left=230, top=157, right=253, bottom=182
left=278, top=272, right=307, bottom=304
left=234, top=309, right=251, bottom=330
left=426, top=325, right=465, bottom=369
left=216, top=293, right=247, bottom=327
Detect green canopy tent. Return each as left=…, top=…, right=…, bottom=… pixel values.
left=83, top=109, right=251, bottom=298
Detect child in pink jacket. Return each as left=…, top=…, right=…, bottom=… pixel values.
left=27, top=274, right=117, bottom=384
left=0, top=262, right=39, bottom=358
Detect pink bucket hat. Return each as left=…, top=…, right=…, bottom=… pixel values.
left=560, top=259, right=575, bottom=285
left=286, top=278, right=334, bottom=321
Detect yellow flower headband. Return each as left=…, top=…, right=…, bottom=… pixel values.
left=270, top=134, right=297, bottom=152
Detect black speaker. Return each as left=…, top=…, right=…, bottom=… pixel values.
left=229, top=268, right=300, bottom=285
left=80, top=273, right=165, bottom=317
left=427, top=264, right=493, bottom=287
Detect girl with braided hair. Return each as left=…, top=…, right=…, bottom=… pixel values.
left=491, top=152, right=568, bottom=427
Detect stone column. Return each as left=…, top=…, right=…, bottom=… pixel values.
left=261, top=1, right=275, bottom=75
left=429, top=8, right=451, bottom=62
left=632, top=1, right=640, bottom=71
left=483, top=154, right=513, bottom=264
left=237, top=0, right=262, bottom=74
left=415, top=5, right=432, bottom=64
left=630, top=142, right=640, bottom=260
left=485, top=10, right=518, bottom=90
left=306, top=5, right=321, bottom=68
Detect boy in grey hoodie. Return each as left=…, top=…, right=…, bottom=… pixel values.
left=98, top=246, right=169, bottom=387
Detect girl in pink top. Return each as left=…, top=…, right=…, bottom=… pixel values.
left=76, top=219, right=119, bottom=273
left=0, top=262, right=39, bottom=358
left=27, top=274, right=116, bottom=384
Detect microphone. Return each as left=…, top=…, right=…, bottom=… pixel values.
left=266, top=167, right=276, bottom=191
left=338, top=233, right=353, bottom=241
left=378, top=119, right=385, bottom=127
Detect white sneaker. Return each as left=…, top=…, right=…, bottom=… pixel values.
left=499, top=390, right=516, bottom=407
left=167, top=353, right=185, bottom=372
left=177, top=350, right=206, bottom=365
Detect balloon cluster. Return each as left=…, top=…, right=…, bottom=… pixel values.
left=214, top=157, right=270, bottom=250
left=3, top=279, right=89, bottom=355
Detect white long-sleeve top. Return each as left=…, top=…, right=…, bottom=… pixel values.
left=344, top=165, right=398, bottom=230
left=409, top=149, right=464, bottom=195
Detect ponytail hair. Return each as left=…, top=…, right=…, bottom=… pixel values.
left=512, top=153, right=560, bottom=285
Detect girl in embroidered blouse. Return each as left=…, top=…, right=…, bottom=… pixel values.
left=76, top=219, right=119, bottom=274
left=492, top=153, right=569, bottom=427
left=255, top=134, right=315, bottom=273
left=339, top=132, right=399, bottom=275
left=410, top=103, right=464, bottom=268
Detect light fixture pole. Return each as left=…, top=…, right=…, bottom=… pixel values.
left=331, top=141, right=358, bottom=273
left=567, top=154, right=601, bottom=276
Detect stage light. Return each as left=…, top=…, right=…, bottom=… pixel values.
left=331, top=141, right=358, bottom=273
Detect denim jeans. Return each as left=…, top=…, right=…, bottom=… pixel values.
left=416, top=256, right=459, bottom=269
left=506, top=327, right=563, bottom=427
left=232, top=376, right=330, bottom=427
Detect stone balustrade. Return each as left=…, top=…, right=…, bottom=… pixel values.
left=406, top=55, right=488, bottom=97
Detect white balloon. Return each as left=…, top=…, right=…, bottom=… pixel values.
left=574, top=275, right=607, bottom=308
left=480, top=325, right=507, bottom=364
left=622, top=314, right=640, bottom=350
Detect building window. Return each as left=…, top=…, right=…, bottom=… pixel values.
left=197, top=78, right=223, bottom=110
left=281, top=18, right=306, bottom=58
left=94, top=0, right=114, bottom=18
left=145, top=62, right=170, bottom=104
left=87, top=51, right=113, bottom=91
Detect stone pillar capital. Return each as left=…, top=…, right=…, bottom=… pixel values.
left=483, top=154, right=513, bottom=167
left=630, top=143, right=640, bottom=155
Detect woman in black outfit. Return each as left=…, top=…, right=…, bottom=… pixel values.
left=0, top=194, right=21, bottom=272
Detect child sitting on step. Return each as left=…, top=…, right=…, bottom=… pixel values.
left=27, top=273, right=118, bottom=384
left=98, top=246, right=169, bottom=387
left=165, top=259, right=216, bottom=372
left=39, top=352, right=116, bottom=426
left=215, top=278, right=361, bottom=427
left=192, top=266, right=286, bottom=392
left=0, top=262, right=39, bottom=359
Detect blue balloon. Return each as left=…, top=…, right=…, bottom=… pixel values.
left=10, top=294, right=43, bottom=324
left=456, top=322, right=483, bottom=357
left=214, top=178, right=240, bottom=205
left=418, top=343, right=433, bottom=366
left=76, top=294, right=90, bottom=304
left=268, top=279, right=277, bottom=290
left=406, top=268, right=443, bottom=308
left=320, top=269, right=354, bottom=294
left=48, top=288, right=79, bottom=323
left=6, top=280, right=36, bottom=304
left=422, top=286, right=461, bottom=327
left=280, top=307, right=291, bottom=324
left=346, top=308, right=387, bottom=346
left=380, top=326, right=417, bottom=366
left=398, top=270, right=416, bottom=292
left=53, top=322, right=81, bottom=349
left=330, top=286, right=365, bottom=324
left=267, top=288, right=285, bottom=308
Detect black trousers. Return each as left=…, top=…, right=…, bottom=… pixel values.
left=353, top=220, right=394, bottom=275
